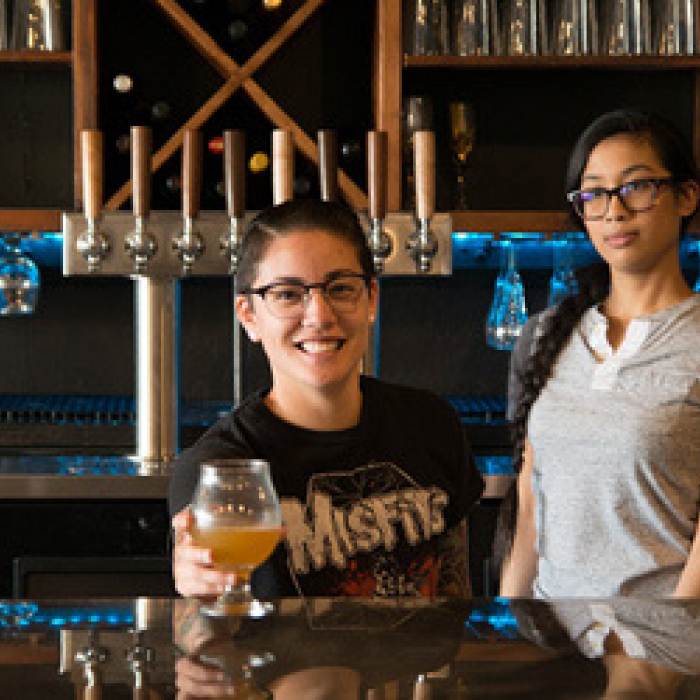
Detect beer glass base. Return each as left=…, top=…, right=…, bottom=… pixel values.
left=201, top=596, right=274, bottom=618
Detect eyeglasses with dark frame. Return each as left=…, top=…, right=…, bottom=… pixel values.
left=242, top=272, right=372, bottom=319
left=567, top=176, right=677, bottom=221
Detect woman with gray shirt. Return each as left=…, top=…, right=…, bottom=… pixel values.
left=500, top=110, right=700, bottom=599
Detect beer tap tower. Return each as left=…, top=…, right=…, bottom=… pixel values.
left=64, top=127, right=248, bottom=472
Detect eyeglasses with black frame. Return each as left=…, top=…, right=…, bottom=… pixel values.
left=567, top=177, right=677, bottom=220
left=243, top=272, right=371, bottom=319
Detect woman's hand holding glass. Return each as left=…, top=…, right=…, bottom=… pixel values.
left=172, top=506, right=239, bottom=599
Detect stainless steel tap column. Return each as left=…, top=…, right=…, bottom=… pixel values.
left=131, top=127, right=179, bottom=469
left=136, top=277, right=179, bottom=469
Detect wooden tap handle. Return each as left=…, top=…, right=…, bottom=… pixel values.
left=182, top=129, right=202, bottom=219
left=224, top=129, right=245, bottom=219
left=367, top=130, right=388, bottom=220
left=317, top=129, right=338, bottom=202
left=272, top=129, right=294, bottom=206
left=131, top=126, right=152, bottom=218
left=81, top=129, right=103, bottom=221
left=414, top=130, right=436, bottom=221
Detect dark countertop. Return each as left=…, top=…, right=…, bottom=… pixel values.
left=1, top=597, right=699, bottom=699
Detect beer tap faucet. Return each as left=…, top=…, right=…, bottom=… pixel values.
left=126, top=126, right=158, bottom=274
left=220, top=129, right=246, bottom=274
left=126, top=631, right=155, bottom=700
left=172, top=129, right=205, bottom=275
left=367, top=130, right=392, bottom=273
left=75, top=631, right=108, bottom=700
left=407, top=130, right=438, bottom=273
left=317, top=129, right=338, bottom=202
left=272, top=129, right=294, bottom=206
left=77, top=130, right=111, bottom=272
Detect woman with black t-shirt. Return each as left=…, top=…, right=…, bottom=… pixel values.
left=170, top=199, right=483, bottom=599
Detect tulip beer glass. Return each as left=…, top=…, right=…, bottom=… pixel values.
left=191, top=459, right=282, bottom=616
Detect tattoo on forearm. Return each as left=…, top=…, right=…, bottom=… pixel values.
left=437, top=519, right=471, bottom=597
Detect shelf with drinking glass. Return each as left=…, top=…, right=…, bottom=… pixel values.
left=0, top=51, right=71, bottom=63
left=404, top=55, right=700, bottom=69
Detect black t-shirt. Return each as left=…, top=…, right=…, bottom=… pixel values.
left=169, top=376, right=484, bottom=598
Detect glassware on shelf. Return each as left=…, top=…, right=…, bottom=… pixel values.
left=453, top=0, right=492, bottom=55
left=552, top=0, right=598, bottom=55
left=548, top=233, right=579, bottom=306
left=0, top=235, right=40, bottom=316
left=10, top=0, right=64, bottom=51
left=402, top=95, right=434, bottom=210
left=0, top=1, right=8, bottom=50
left=501, top=0, right=541, bottom=55
left=485, top=236, right=528, bottom=351
left=449, top=100, right=476, bottom=210
left=412, top=0, right=449, bottom=56
left=191, top=459, right=283, bottom=617
left=603, top=0, right=652, bottom=55
left=656, top=0, right=695, bottom=55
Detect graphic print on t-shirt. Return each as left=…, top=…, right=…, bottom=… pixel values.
left=280, top=462, right=450, bottom=597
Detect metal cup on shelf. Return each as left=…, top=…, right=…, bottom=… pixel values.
left=551, top=0, right=598, bottom=55
left=0, top=0, right=8, bottom=50
left=656, top=0, right=696, bottom=55
left=453, top=0, right=492, bottom=55
left=412, top=0, right=450, bottom=55
left=500, top=0, right=544, bottom=56
left=603, top=0, right=652, bottom=55
left=10, top=0, right=64, bottom=51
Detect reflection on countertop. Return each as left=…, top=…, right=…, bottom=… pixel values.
left=0, top=597, right=698, bottom=699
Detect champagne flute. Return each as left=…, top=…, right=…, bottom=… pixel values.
left=449, top=101, right=476, bottom=210
left=548, top=232, right=579, bottom=306
left=191, top=459, right=282, bottom=617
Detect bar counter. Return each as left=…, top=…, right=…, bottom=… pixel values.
left=1, top=596, right=699, bottom=698
left=0, top=456, right=168, bottom=499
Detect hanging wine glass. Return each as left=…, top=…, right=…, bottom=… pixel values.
left=0, top=234, right=40, bottom=316
left=449, top=100, right=476, bottom=210
left=548, top=232, right=579, bottom=306
left=486, top=235, right=528, bottom=351
left=485, top=239, right=507, bottom=349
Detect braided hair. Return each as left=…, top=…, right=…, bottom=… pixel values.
left=494, top=109, right=700, bottom=570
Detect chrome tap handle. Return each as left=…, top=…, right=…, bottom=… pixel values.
left=173, top=129, right=205, bottom=275
left=272, top=129, right=294, bottom=206
left=318, top=129, right=338, bottom=202
left=126, top=126, right=157, bottom=274
left=77, top=129, right=110, bottom=272
left=220, top=129, right=246, bottom=274
left=367, top=130, right=392, bottom=273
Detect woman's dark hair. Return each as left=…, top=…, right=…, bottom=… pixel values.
left=237, top=199, right=375, bottom=290
left=494, top=109, right=699, bottom=572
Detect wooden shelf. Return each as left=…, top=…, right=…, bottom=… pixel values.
left=0, top=210, right=63, bottom=232
left=449, top=209, right=700, bottom=233
left=451, top=210, right=571, bottom=232
left=405, top=55, right=700, bottom=70
left=0, top=51, right=72, bottom=64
